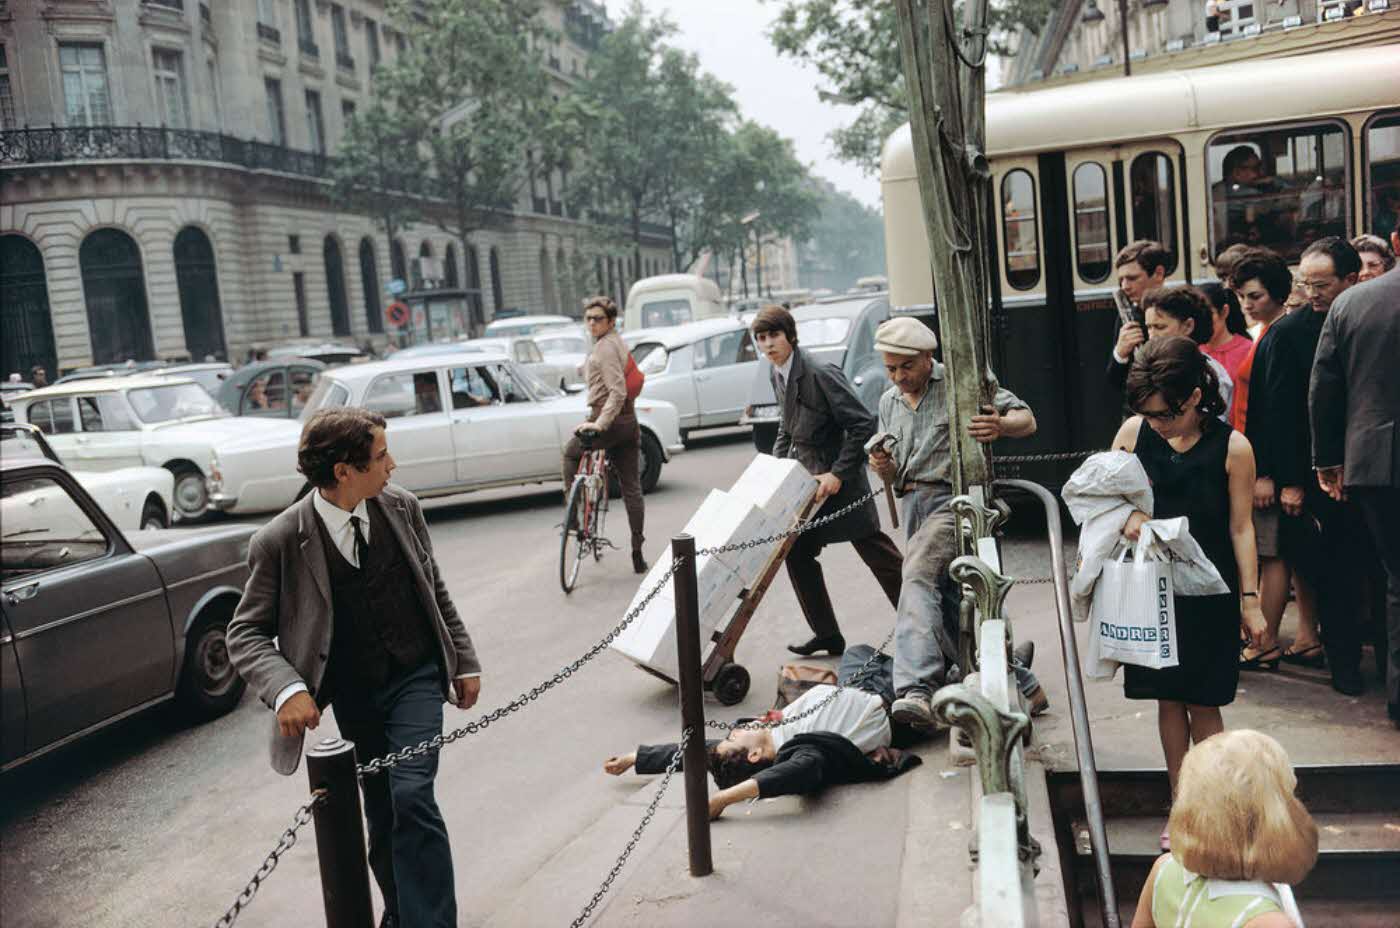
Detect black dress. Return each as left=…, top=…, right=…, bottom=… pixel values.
left=1124, top=417, right=1241, bottom=707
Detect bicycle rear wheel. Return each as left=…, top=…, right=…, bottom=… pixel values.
left=560, top=478, right=589, bottom=594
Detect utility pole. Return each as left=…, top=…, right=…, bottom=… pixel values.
left=1119, top=0, right=1132, bottom=77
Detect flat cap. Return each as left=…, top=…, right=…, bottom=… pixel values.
left=874, top=317, right=938, bottom=355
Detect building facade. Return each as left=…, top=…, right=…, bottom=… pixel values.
left=1004, top=0, right=1399, bottom=88
left=0, top=0, right=672, bottom=378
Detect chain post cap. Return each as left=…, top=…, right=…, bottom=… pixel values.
left=307, top=736, right=352, bottom=757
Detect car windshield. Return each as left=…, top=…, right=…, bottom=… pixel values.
left=163, top=368, right=228, bottom=394
left=796, top=317, right=852, bottom=347
left=300, top=377, right=351, bottom=417
left=535, top=335, right=587, bottom=354
left=640, top=300, right=692, bottom=329
left=125, top=383, right=226, bottom=423
left=511, top=364, right=560, bottom=399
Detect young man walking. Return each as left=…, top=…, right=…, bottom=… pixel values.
left=228, top=407, right=483, bottom=928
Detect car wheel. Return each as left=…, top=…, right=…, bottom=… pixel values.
left=751, top=422, right=778, bottom=455
left=176, top=607, right=246, bottom=720
left=169, top=465, right=209, bottom=520
left=140, top=496, right=169, bottom=531
left=639, top=430, right=663, bottom=494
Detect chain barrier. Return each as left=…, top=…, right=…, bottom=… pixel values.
left=212, top=789, right=327, bottom=928
left=996, top=450, right=1096, bottom=465
left=570, top=727, right=691, bottom=928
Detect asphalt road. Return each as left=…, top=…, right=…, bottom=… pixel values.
left=0, top=429, right=1064, bottom=928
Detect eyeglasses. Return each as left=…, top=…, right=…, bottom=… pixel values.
left=1137, top=407, right=1181, bottom=422
left=1299, top=278, right=1335, bottom=292
left=584, top=313, right=607, bottom=323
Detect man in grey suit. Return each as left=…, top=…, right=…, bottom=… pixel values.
left=751, top=304, right=904, bottom=657
left=228, top=407, right=482, bottom=927
left=1310, top=221, right=1400, bottom=728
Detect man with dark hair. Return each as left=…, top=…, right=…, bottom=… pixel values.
left=28, top=365, right=48, bottom=388
left=751, top=304, right=903, bottom=657
left=1108, top=240, right=1173, bottom=391
left=228, top=407, right=482, bottom=928
left=603, top=647, right=921, bottom=819
left=1249, top=237, right=1364, bottom=693
left=1312, top=223, right=1400, bottom=727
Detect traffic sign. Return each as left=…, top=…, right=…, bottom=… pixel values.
left=388, top=278, right=407, bottom=296
left=385, top=300, right=410, bottom=327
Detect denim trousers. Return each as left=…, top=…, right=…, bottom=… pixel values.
left=333, top=661, right=457, bottom=928
left=895, top=485, right=1041, bottom=699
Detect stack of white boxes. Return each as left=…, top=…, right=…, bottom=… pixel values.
left=611, top=455, right=817, bottom=680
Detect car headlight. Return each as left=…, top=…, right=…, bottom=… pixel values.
left=208, top=451, right=223, bottom=489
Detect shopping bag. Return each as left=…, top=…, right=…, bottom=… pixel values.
left=773, top=663, right=838, bottom=709
left=1088, top=543, right=1179, bottom=670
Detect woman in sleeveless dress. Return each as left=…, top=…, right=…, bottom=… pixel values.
left=1131, top=729, right=1317, bottom=928
left=1110, top=337, right=1267, bottom=800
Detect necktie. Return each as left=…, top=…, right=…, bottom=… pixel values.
left=350, top=514, right=369, bottom=569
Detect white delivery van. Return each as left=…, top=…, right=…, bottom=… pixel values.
left=624, top=274, right=726, bottom=331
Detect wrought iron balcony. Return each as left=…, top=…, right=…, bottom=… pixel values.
left=300, top=38, right=320, bottom=59
left=257, top=22, right=281, bottom=44
left=145, top=0, right=184, bottom=10
left=336, top=51, right=356, bottom=72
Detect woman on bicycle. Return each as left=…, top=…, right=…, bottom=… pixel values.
left=563, top=295, right=647, bottom=573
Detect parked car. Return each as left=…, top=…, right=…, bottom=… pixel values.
left=530, top=327, right=589, bottom=389
left=624, top=318, right=759, bottom=442
left=147, top=362, right=235, bottom=397
left=482, top=314, right=575, bottom=338
left=54, top=361, right=170, bottom=384
left=624, top=274, right=726, bottom=331
left=1, top=423, right=174, bottom=531
left=296, top=351, right=685, bottom=497
left=1, top=381, right=33, bottom=424
left=265, top=341, right=366, bottom=366
left=393, top=336, right=579, bottom=392
left=217, top=358, right=326, bottom=419
left=6, top=376, right=305, bottom=520
left=741, top=293, right=898, bottom=453
left=1, top=454, right=254, bottom=771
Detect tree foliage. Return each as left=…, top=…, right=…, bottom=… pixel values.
left=765, top=0, right=1055, bottom=172
left=799, top=182, right=886, bottom=292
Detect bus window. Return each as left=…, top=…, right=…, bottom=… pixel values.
left=1130, top=152, right=1178, bottom=274
left=1365, top=112, right=1400, bottom=239
left=1207, top=123, right=1348, bottom=263
left=1001, top=169, right=1040, bottom=290
left=1072, top=162, right=1111, bottom=283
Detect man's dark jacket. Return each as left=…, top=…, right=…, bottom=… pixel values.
left=1246, top=307, right=1327, bottom=489
left=1311, top=267, right=1400, bottom=488
left=636, top=734, right=921, bottom=798
left=771, top=347, right=880, bottom=544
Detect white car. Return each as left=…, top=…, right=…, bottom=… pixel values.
left=290, top=351, right=684, bottom=498
left=530, top=328, right=589, bottom=389
left=8, top=377, right=304, bottom=520
left=2, top=422, right=176, bottom=531
left=624, top=318, right=760, bottom=441
left=482, top=314, right=576, bottom=338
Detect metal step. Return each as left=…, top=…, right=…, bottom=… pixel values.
left=1047, top=765, right=1400, bottom=928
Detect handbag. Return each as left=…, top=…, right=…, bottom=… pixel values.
left=1087, top=540, right=1179, bottom=671
left=773, top=663, right=838, bottom=709
left=624, top=354, right=645, bottom=400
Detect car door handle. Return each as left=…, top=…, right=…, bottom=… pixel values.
left=5, top=582, right=39, bottom=606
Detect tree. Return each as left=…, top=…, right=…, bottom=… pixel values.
left=332, top=97, right=424, bottom=255
left=765, top=0, right=1055, bottom=172
left=799, top=181, right=886, bottom=292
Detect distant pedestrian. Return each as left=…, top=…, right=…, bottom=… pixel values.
left=29, top=365, right=48, bottom=388
left=227, top=407, right=482, bottom=928
left=1351, top=233, right=1395, bottom=282
left=1310, top=223, right=1400, bottom=727
left=753, top=304, right=903, bottom=657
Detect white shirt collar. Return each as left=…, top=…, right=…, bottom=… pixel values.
left=312, top=489, right=369, bottom=536
left=776, top=350, right=796, bottom=382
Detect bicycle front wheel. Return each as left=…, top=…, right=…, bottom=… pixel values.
left=560, top=478, right=589, bottom=594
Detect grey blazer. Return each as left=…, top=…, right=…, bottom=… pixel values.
left=771, top=348, right=880, bottom=544
left=227, top=484, right=481, bottom=775
left=1310, top=267, right=1400, bottom=488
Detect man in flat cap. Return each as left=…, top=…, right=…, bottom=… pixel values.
left=751, top=304, right=904, bottom=657
left=867, top=317, right=1041, bottom=729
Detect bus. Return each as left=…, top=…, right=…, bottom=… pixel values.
left=881, top=42, right=1400, bottom=486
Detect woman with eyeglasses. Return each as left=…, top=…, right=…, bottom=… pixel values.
left=563, top=295, right=648, bottom=574
left=1111, top=337, right=1266, bottom=847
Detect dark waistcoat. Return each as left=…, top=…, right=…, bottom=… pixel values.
left=316, top=500, right=437, bottom=701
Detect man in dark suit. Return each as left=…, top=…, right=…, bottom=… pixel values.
left=1311, top=222, right=1400, bottom=726
left=228, top=407, right=482, bottom=928
left=751, top=304, right=903, bottom=657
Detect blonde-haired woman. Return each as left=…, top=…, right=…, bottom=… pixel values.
left=1132, top=729, right=1318, bottom=928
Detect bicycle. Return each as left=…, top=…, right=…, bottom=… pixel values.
left=560, top=429, right=617, bottom=593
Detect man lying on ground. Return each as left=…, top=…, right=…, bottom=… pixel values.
left=603, top=647, right=922, bottom=820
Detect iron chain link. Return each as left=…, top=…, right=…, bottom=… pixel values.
left=695, top=488, right=883, bottom=558
left=212, top=789, right=327, bottom=928
left=569, top=727, right=691, bottom=928
left=996, top=450, right=1096, bottom=465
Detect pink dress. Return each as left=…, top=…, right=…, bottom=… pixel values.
left=1203, top=334, right=1253, bottom=383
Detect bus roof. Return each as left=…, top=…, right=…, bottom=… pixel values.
left=881, top=42, right=1400, bottom=170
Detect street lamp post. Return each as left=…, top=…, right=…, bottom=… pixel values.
left=740, top=210, right=762, bottom=301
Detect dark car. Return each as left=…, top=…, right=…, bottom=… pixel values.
left=743, top=293, right=937, bottom=454
left=1, top=455, right=255, bottom=771
left=264, top=341, right=366, bottom=366
left=217, top=357, right=327, bottom=419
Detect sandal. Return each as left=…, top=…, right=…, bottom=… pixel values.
left=1281, top=643, right=1326, bottom=668
left=1239, top=646, right=1282, bottom=672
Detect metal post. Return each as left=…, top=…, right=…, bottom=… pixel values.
left=672, top=533, right=713, bottom=877
left=1117, top=0, right=1132, bottom=77
left=305, top=737, right=375, bottom=928
left=753, top=225, right=763, bottom=298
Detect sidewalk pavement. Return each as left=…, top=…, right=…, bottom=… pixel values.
left=503, top=581, right=1399, bottom=928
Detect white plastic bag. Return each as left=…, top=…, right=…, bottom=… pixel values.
left=1087, top=540, right=1180, bottom=671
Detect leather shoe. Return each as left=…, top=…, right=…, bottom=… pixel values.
left=1330, top=667, right=1364, bottom=697
left=787, top=634, right=845, bottom=657
left=632, top=551, right=648, bottom=574
left=1013, top=640, right=1035, bottom=670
